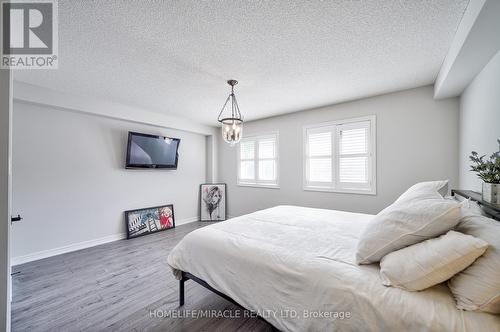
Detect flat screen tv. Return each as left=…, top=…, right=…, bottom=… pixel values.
left=126, top=132, right=180, bottom=169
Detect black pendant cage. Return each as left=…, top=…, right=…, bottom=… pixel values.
left=217, top=80, right=243, bottom=124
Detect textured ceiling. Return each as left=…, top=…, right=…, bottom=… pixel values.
left=14, top=0, right=469, bottom=126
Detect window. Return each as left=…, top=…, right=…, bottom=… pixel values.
left=238, top=132, right=279, bottom=187
left=304, top=116, right=376, bottom=194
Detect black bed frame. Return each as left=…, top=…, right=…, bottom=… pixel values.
left=451, top=189, right=500, bottom=221
left=179, top=271, right=238, bottom=307
left=179, top=271, right=279, bottom=331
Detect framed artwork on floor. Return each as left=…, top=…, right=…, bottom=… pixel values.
left=200, top=183, right=226, bottom=221
left=125, top=204, right=175, bottom=239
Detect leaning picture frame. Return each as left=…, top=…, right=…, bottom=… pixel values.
left=200, top=183, right=227, bottom=221
left=125, top=204, right=175, bottom=239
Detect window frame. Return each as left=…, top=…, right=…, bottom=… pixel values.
left=237, top=131, right=280, bottom=189
left=303, top=115, right=376, bottom=195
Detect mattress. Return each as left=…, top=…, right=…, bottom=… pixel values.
left=167, top=205, right=500, bottom=332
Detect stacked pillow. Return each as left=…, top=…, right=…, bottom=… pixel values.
left=448, top=215, right=500, bottom=313
left=393, top=180, right=449, bottom=203
left=379, top=230, right=488, bottom=291
left=356, top=180, right=499, bottom=314
left=356, top=180, right=462, bottom=264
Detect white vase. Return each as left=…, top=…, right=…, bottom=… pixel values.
left=482, top=182, right=500, bottom=204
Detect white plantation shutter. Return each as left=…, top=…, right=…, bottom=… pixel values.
left=258, top=137, right=276, bottom=181
left=238, top=133, right=279, bottom=186
left=239, top=141, right=255, bottom=180
left=240, top=140, right=255, bottom=159
left=308, top=159, right=331, bottom=182
left=259, top=160, right=275, bottom=180
left=339, top=127, right=367, bottom=155
left=308, top=132, right=331, bottom=156
left=240, top=161, right=255, bottom=180
left=337, top=122, right=370, bottom=187
left=258, top=139, right=275, bottom=158
left=306, top=130, right=332, bottom=184
left=304, top=117, right=375, bottom=194
left=339, top=157, right=367, bottom=183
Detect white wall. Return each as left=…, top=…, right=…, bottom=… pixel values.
left=12, top=101, right=207, bottom=263
left=219, top=86, right=459, bottom=216
left=459, top=51, right=500, bottom=191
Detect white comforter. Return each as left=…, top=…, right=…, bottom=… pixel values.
left=167, top=205, right=500, bottom=332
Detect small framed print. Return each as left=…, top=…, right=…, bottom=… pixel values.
left=200, top=183, right=226, bottom=221
left=125, top=204, right=175, bottom=239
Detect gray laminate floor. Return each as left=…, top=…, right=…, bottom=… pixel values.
left=11, top=222, right=273, bottom=332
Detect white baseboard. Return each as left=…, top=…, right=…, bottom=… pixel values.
left=11, top=233, right=126, bottom=266
left=12, top=216, right=199, bottom=266
left=176, top=216, right=199, bottom=225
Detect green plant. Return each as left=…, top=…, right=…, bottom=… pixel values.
left=469, top=139, right=500, bottom=184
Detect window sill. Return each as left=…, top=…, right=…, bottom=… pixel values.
left=237, top=183, right=280, bottom=189
left=303, top=186, right=376, bottom=195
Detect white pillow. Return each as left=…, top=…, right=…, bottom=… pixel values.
left=394, top=180, right=448, bottom=204
left=380, top=230, right=488, bottom=291
left=448, top=215, right=500, bottom=313
left=356, top=198, right=461, bottom=264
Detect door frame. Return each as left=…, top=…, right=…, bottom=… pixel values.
left=0, top=68, right=13, bottom=331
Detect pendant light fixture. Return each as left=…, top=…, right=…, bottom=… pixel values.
left=218, top=80, right=243, bottom=146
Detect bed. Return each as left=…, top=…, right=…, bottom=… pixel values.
left=167, top=205, right=500, bottom=331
